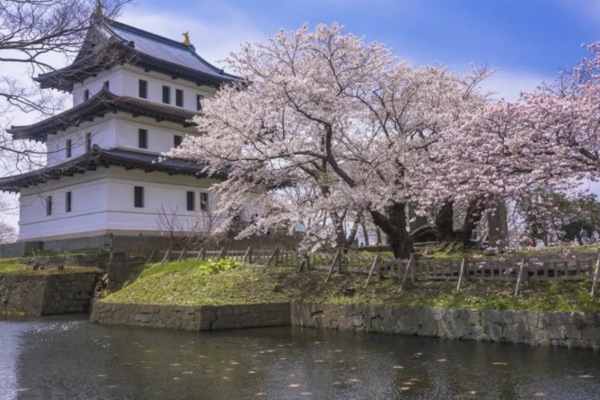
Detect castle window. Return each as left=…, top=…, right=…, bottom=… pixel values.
left=139, top=80, right=148, bottom=99
left=200, top=192, right=209, bottom=211
left=176, top=89, right=184, bottom=107
left=46, top=196, right=53, bottom=216
left=186, top=191, right=195, bottom=211
left=138, top=129, right=148, bottom=149
left=197, top=94, right=204, bottom=111
left=162, top=86, right=171, bottom=104
left=134, top=186, right=144, bottom=208
left=174, top=135, right=182, bottom=147
left=65, top=192, right=72, bottom=213
left=85, top=133, right=92, bottom=152
left=83, top=89, right=89, bottom=101
left=66, top=139, right=72, bottom=158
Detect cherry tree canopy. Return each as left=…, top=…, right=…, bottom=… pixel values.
left=167, top=23, right=491, bottom=258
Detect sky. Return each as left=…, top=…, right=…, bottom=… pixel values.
left=4, top=0, right=600, bottom=231
left=119, top=0, right=600, bottom=100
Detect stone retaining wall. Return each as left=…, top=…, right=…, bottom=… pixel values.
left=90, top=302, right=291, bottom=331
left=18, top=253, right=109, bottom=269
left=291, top=303, right=600, bottom=349
left=0, top=272, right=98, bottom=316
left=89, top=301, right=600, bottom=349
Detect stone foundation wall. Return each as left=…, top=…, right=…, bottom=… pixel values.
left=0, top=272, right=98, bottom=316
left=90, top=302, right=291, bottom=331
left=18, top=253, right=109, bottom=269
left=89, top=301, right=600, bottom=349
left=291, top=303, right=600, bottom=349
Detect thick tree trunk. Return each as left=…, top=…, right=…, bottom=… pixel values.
left=369, top=202, right=413, bottom=259
left=361, top=222, right=369, bottom=246
left=435, top=200, right=455, bottom=241
left=435, top=198, right=485, bottom=247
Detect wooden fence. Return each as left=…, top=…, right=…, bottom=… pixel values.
left=154, top=247, right=600, bottom=297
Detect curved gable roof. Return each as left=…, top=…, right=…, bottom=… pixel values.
left=36, top=16, right=240, bottom=91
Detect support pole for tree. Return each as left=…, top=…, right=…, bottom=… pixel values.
left=160, top=249, right=170, bottom=266
left=365, top=254, right=380, bottom=288
left=297, top=254, right=308, bottom=272
left=456, top=258, right=466, bottom=292
left=267, top=248, right=279, bottom=266
left=146, top=249, right=156, bottom=264
left=195, top=248, right=205, bottom=261
left=177, top=248, right=186, bottom=262
left=400, top=253, right=415, bottom=292
left=514, top=257, right=527, bottom=296
left=591, top=252, right=600, bottom=297
left=410, top=253, right=416, bottom=283
left=325, top=250, right=341, bottom=283
left=243, top=246, right=252, bottom=263
left=216, top=247, right=225, bottom=261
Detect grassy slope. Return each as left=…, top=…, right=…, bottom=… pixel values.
left=102, top=260, right=600, bottom=312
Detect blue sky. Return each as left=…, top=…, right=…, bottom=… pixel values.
left=121, top=0, right=600, bottom=99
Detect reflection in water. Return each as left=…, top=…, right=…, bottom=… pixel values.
left=0, top=315, right=599, bottom=399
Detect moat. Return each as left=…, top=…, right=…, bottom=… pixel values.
left=1, top=315, right=599, bottom=400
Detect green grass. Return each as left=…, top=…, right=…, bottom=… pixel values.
left=0, top=258, right=101, bottom=276
left=0, top=258, right=30, bottom=273
left=101, top=260, right=600, bottom=312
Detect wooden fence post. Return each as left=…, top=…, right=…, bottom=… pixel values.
left=216, top=247, right=225, bottom=261
left=364, top=254, right=380, bottom=288
left=400, top=253, right=415, bottom=292
left=456, top=258, right=466, bottom=292
left=514, top=257, right=526, bottom=296
left=325, top=250, right=341, bottom=283
left=591, top=252, right=600, bottom=297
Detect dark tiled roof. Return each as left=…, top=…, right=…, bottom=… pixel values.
left=0, top=146, right=228, bottom=193
left=36, top=16, right=239, bottom=91
left=106, top=20, right=238, bottom=81
left=7, top=89, right=197, bottom=141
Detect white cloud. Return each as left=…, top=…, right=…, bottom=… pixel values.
left=477, top=69, right=550, bottom=101
left=120, top=6, right=265, bottom=68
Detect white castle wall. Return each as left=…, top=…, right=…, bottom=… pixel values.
left=72, top=66, right=215, bottom=111
left=18, top=167, right=224, bottom=241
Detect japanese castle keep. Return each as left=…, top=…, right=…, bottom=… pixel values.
left=0, top=13, right=238, bottom=254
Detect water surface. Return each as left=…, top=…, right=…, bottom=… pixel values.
left=1, top=315, right=599, bottom=399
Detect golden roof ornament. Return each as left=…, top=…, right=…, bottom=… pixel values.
left=95, top=1, right=105, bottom=17
left=182, top=31, right=191, bottom=46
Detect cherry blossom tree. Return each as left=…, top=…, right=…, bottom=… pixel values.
left=167, top=23, right=491, bottom=258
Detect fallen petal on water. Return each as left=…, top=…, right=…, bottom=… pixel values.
left=399, top=387, right=411, bottom=391
left=393, top=366, right=403, bottom=369
left=533, top=393, right=546, bottom=397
